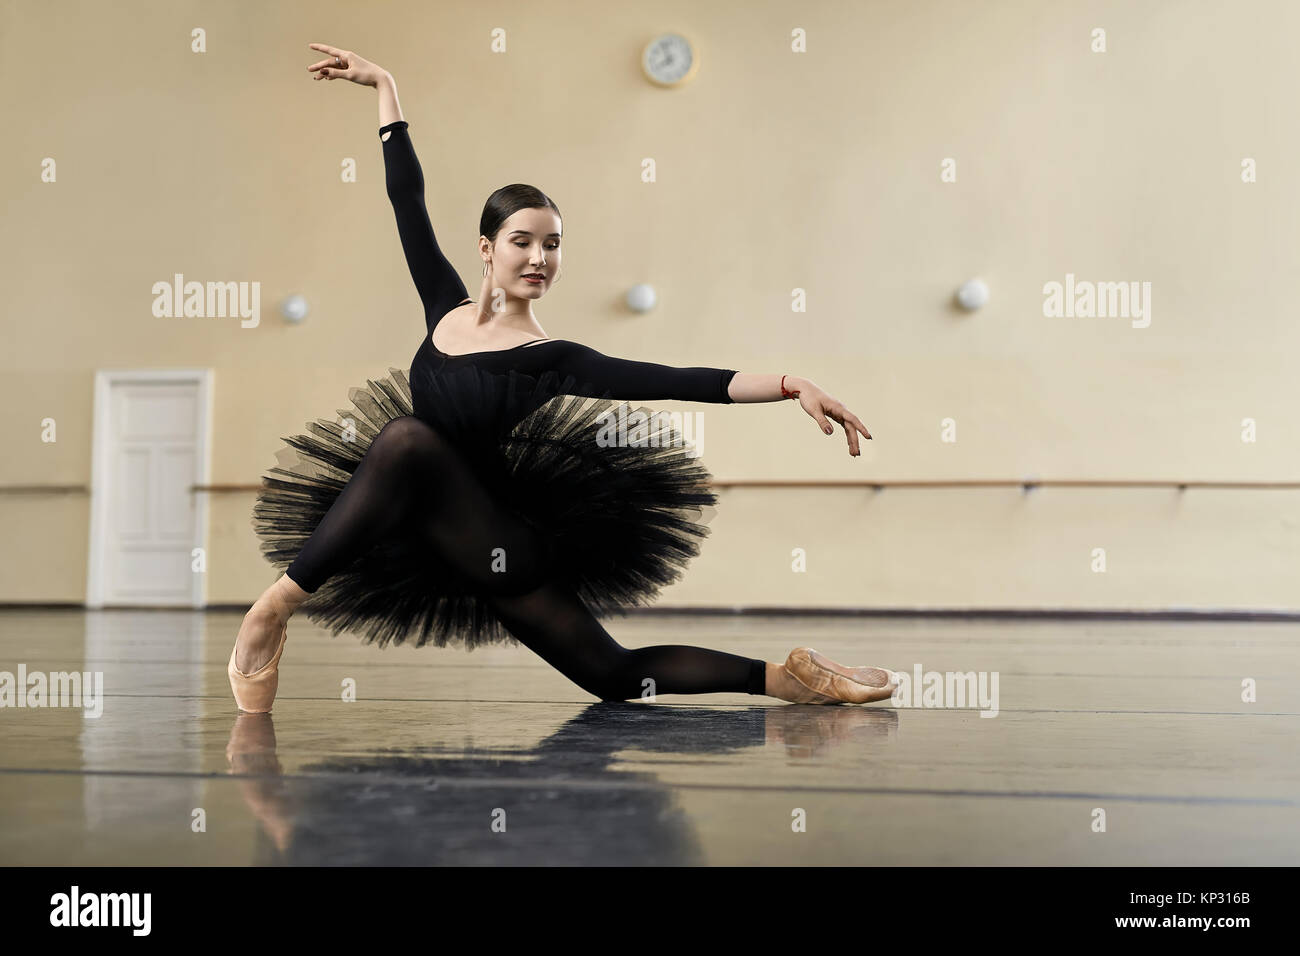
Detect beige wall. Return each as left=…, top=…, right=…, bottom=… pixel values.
left=4, top=0, right=1298, bottom=610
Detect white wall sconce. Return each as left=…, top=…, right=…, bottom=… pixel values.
left=955, top=278, right=989, bottom=311
left=626, top=284, right=657, bottom=313
left=280, top=294, right=310, bottom=324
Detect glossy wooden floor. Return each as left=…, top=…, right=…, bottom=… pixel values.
left=0, top=608, right=1296, bottom=865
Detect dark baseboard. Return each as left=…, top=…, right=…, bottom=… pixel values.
left=3, top=603, right=1299, bottom=621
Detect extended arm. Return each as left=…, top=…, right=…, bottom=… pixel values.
left=377, top=81, right=470, bottom=331
left=546, top=345, right=874, bottom=455
left=546, top=341, right=738, bottom=403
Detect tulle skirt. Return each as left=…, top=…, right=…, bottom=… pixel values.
left=251, top=363, right=720, bottom=651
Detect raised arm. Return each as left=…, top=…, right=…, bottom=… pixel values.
left=306, top=45, right=471, bottom=332
left=379, top=116, right=471, bottom=331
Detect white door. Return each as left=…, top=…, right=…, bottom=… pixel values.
left=88, top=370, right=212, bottom=607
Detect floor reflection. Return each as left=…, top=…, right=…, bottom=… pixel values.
left=225, top=704, right=900, bottom=865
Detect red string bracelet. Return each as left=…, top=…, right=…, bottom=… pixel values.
left=780, top=374, right=800, bottom=399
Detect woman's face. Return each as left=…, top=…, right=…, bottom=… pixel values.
left=488, top=207, right=562, bottom=298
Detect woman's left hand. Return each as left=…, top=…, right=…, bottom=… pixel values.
left=793, top=381, right=872, bottom=456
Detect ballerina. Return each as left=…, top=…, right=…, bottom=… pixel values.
left=228, top=43, right=898, bottom=712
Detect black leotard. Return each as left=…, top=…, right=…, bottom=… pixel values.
left=379, top=120, right=739, bottom=418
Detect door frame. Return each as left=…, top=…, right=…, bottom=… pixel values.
left=86, top=368, right=214, bottom=608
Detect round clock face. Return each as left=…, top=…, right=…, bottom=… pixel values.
left=644, top=34, right=695, bottom=85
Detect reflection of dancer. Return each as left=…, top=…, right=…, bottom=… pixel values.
left=225, top=715, right=295, bottom=855
left=224, top=705, right=899, bottom=865
left=228, top=43, right=898, bottom=713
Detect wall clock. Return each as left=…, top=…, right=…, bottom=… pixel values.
left=642, top=33, right=699, bottom=87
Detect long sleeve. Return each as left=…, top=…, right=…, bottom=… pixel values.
left=379, top=120, right=471, bottom=331
left=544, top=341, right=737, bottom=404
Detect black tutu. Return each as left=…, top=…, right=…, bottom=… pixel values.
left=252, top=363, right=720, bottom=651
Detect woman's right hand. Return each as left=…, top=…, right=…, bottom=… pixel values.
left=307, top=43, right=387, bottom=88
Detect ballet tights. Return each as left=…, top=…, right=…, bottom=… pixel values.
left=486, top=581, right=766, bottom=701
left=285, top=416, right=768, bottom=700
left=287, top=416, right=553, bottom=597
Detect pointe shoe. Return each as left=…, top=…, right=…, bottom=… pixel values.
left=772, top=663, right=843, bottom=704
left=785, top=647, right=898, bottom=704
left=228, top=623, right=288, bottom=713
